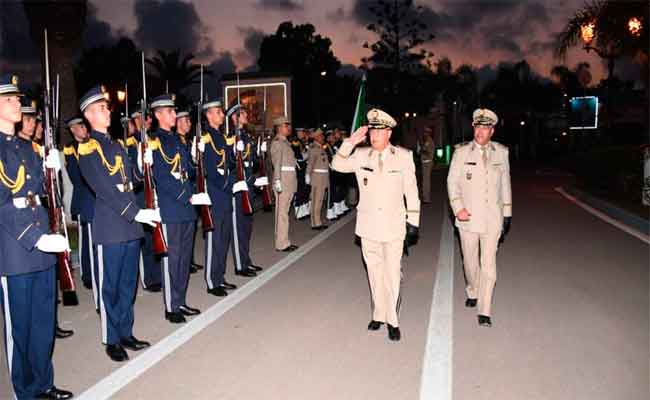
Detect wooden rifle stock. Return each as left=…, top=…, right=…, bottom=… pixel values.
left=195, top=117, right=214, bottom=232
left=257, top=136, right=272, bottom=211
left=141, top=140, right=168, bottom=256
left=235, top=131, right=253, bottom=215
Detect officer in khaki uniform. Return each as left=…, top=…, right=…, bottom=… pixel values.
left=270, top=117, right=298, bottom=252
left=332, top=109, right=420, bottom=342
left=447, top=108, right=512, bottom=327
left=420, top=127, right=435, bottom=203
left=306, top=128, right=329, bottom=230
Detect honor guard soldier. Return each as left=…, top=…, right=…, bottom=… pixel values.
left=270, top=116, right=298, bottom=252
left=77, top=85, right=160, bottom=361
left=420, top=126, right=435, bottom=204
left=199, top=98, right=237, bottom=296
left=447, top=108, right=512, bottom=327
left=131, top=108, right=162, bottom=292
left=0, top=74, right=73, bottom=399
left=17, top=96, right=38, bottom=142
left=228, top=104, right=263, bottom=277
left=306, top=128, right=329, bottom=230
left=64, top=117, right=97, bottom=297
left=292, top=128, right=310, bottom=220
left=332, top=109, right=420, bottom=342
left=149, top=94, right=205, bottom=323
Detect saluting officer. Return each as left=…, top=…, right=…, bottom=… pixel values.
left=331, top=109, right=420, bottom=342
left=270, top=116, right=298, bottom=252
left=131, top=109, right=162, bottom=293
left=306, top=128, right=329, bottom=230
left=447, top=108, right=511, bottom=327
left=149, top=94, right=206, bottom=323
left=77, top=85, right=160, bottom=361
left=199, top=98, right=237, bottom=296
left=0, top=74, right=73, bottom=399
left=63, top=117, right=96, bottom=299
left=228, top=104, right=263, bottom=277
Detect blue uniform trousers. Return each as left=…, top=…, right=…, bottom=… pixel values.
left=205, top=206, right=232, bottom=290
left=139, top=228, right=162, bottom=289
left=231, top=192, right=254, bottom=272
left=161, top=223, right=195, bottom=313
left=0, top=266, right=55, bottom=400
left=96, top=240, right=139, bottom=345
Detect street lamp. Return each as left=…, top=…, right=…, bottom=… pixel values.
left=117, top=90, right=126, bottom=102
left=320, top=71, right=327, bottom=77
left=628, top=17, right=642, bottom=37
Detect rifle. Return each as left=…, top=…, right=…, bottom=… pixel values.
left=140, top=52, right=168, bottom=256
left=257, top=86, right=272, bottom=211
left=43, top=30, right=78, bottom=306
left=122, top=82, right=129, bottom=145
left=195, top=65, right=214, bottom=232
left=234, top=72, right=253, bottom=215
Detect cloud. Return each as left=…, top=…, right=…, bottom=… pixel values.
left=133, top=0, right=214, bottom=58
left=257, top=0, right=304, bottom=11
left=326, top=7, right=346, bottom=23
left=486, top=36, right=523, bottom=58
left=83, top=3, right=118, bottom=48
left=235, top=26, right=266, bottom=67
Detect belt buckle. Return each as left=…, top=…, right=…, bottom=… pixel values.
left=26, top=192, right=37, bottom=208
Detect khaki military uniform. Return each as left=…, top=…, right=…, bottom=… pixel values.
left=420, top=135, right=435, bottom=203
left=306, top=142, right=329, bottom=227
left=270, top=134, right=297, bottom=249
left=447, top=141, right=512, bottom=317
left=332, top=141, right=420, bottom=327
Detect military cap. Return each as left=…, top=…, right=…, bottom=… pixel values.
left=20, top=97, right=37, bottom=115
left=150, top=93, right=176, bottom=109
left=202, top=98, right=223, bottom=111
left=80, top=85, right=108, bottom=112
left=367, top=108, right=397, bottom=129
left=312, top=128, right=324, bottom=136
left=176, top=110, right=190, bottom=119
left=0, top=74, right=22, bottom=96
left=272, top=116, right=290, bottom=126
left=226, top=104, right=242, bottom=118
left=472, top=108, right=498, bottom=127
left=66, top=116, right=84, bottom=128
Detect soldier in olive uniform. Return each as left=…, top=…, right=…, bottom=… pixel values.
left=447, top=108, right=512, bottom=327
left=331, top=109, right=420, bottom=342
left=306, top=128, right=329, bottom=230
left=270, top=117, right=298, bottom=252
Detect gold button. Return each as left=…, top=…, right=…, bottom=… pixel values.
left=26, top=174, right=31, bottom=180
left=36, top=222, right=40, bottom=226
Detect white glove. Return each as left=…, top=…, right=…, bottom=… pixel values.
left=254, top=176, right=269, bottom=187
left=44, top=152, right=61, bottom=172
left=273, top=179, right=282, bottom=193
left=137, top=147, right=153, bottom=171
left=171, top=171, right=181, bottom=180
left=236, top=140, right=245, bottom=152
left=135, top=209, right=162, bottom=227
left=191, top=137, right=205, bottom=162
left=35, top=234, right=69, bottom=253
left=305, top=174, right=311, bottom=185
left=233, top=180, right=249, bottom=193
left=260, top=141, right=267, bottom=152
left=190, top=192, right=212, bottom=205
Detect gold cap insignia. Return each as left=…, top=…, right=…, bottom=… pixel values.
left=100, top=85, right=107, bottom=93
left=11, top=75, right=18, bottom=85
left=31, top=100, right=36, bottom=108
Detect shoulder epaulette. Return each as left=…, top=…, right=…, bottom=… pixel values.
left=78, top=138, right=100, bottom=156
left=32, top=142, right=42, bottom=156
left=148, top=137, right=161, bottom=151
left=63, top=145, right=76, bottom=156
left=126, top=137, right=138, bottom=147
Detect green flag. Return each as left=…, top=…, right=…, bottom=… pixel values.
left=350, top=74, right=367, bottom=133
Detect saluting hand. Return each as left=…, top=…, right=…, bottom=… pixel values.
left=346, top=126, right=368, bottom=146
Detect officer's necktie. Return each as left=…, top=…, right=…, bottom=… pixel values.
left=481, top=147, right=488, bottom=166
left=378, top=152, right=384, bottom=172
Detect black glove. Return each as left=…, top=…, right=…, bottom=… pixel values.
left=499, top=217, right=512, bottom=244
left=405, top=222, right=419, bottom=246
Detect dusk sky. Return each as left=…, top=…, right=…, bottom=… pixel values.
left=3, top=0, right=641, bottom=85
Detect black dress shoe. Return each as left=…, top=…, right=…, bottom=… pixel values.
left=179, top=304, right=201, bottom=316
left=248, top=264, right=263, bottom=272
left=277, top=244, right=298, bottom=252
left=207, top=287, right=228, bottom=297
left=465, top=298, right=477, bottom=308
left=83, top=281, right=93, bottom=290
left=35, top=386, right=73, bottom=399
left=387, top=324, right=401, bottom=341
left=106, top=343, right=129, bottom=362
left=478, top=315, right=492, bottom=327
left=55, top=325, right=74, bottom=339
left=121, top=336, right=151, bottom=351
left=311, top=225, right=327, bottom=231
left=219, top=281, right=237, bottom=290
left=192, top=262, right=204, bottom=270
left=165, top=311, right=187, bottom=323
left=189, top=265, right=198, bottom=274
left=235, top=268, right=256, bottom=277
left=367, top=320, right=384, bottom=331
left=144, top=283, right=162, bottom=293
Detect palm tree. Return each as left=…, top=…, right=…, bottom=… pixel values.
left=146, top=50, right=203, bottom=95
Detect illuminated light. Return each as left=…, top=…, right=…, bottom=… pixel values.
left=320, top=71, right=327, bottom=76
left=520, top=121, right=525, bottom=126
left=117, top=90, right=126, bottom=102
left=628, top=17, right=642, bottom=37
left=436, top=148, right=443, bottom=158
left=562, top=131, right=567, bottom=136
left=103, top=91, right=110, bottom=101
left=405, top=112, right=410, bottom=117
left=563, top=93, right=568, bottom=97
left=581, top=21, right=596, bottom=44
left=413, top=113, right=417, bottom=117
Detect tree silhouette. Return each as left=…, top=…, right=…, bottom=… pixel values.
left=146, top=49, right=203, bottom=95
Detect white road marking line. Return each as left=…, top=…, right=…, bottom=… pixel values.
left=419, top=202, right=454, bottom=400
left=76, top=211, right=356, bottom=400
left=555, top=187, right=649, bottom=245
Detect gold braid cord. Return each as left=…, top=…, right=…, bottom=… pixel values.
left=201, top=133, right=225, bottom=168
left=78, top=138, right=125, bottom=178
left=0, top=161, right=25, bottom=194
left=148, top=137, right=181, bottom=174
